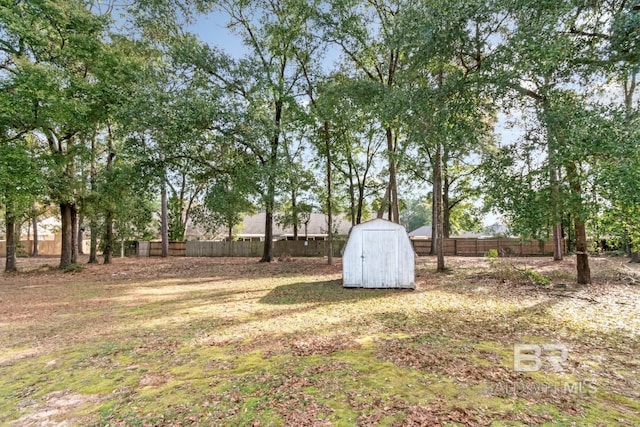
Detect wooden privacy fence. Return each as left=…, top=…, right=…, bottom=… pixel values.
left=137, top=239, right=346, bottom=258
left=0, top=238, right=564, bottom=258
left=139, top=238, right=558, bottom=258
left=0, top=240, right=62, bottom=256
left=148, top=241, right=187, bottom=257
left=184, top=239, right=346, bottom=258
left=185, top=240, right=262, bottom=257
left=411, top=238, right=562, bottom=257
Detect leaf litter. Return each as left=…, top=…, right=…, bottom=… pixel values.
left=0, top=255, right=638, bottom=425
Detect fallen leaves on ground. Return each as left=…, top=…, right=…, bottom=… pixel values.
left=0, top=255, right=638, bottom=426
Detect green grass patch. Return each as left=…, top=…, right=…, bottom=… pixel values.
left=1, top=257, right=638, bottom=425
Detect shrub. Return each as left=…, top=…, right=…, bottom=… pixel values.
left=62, top=263, right=85, bottom=273
left=523, top=268, right=551, bottom=286
left=485, top=249, right=499, bottom=259
left=489, top=260, right=551, bottom=286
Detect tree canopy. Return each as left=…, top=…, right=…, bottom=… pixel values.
left=1, top=0, right=638, bottom=282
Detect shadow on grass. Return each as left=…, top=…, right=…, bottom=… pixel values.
left=260, top=279, right=407, bottom=305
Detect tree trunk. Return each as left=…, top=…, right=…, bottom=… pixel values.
left=104, top=123, right=116, bottom=263
left=624, top=73, right=638, bottom=263
left=430, top=192, right=436, bottom=256
left=261, top=98, right=283, bottom=263
left=5, top=213, right=17, bottom=272
left=77, top=214, right=84, bottom=255
left=31, top=204, right=38, bottom=257
left=356, top=184, right=365, bottom=225
left=549, top=148, right=563, bottom=260
left=443, top=157, right=451, bottom=238
left=377, top=182, right=391, bottom=219
left=443, top=195, right=451, bottom=239
left=575, top=218, right=591, bottom=284
left=434, top=143, right=445, bottom=272
left=261, top=157, right=276, bottom=262
left=325, top=121, right=333, bottom=265
left=348, top=161, right=356, bottom=226
left=387, top=128, right=400, bottom=223
left=59, top=202, right=74, bottom=269
left=104, top=125, right=115, bottom=263
left=174, top=174, right=188, bottom=242
left=566, top=162, right=590, bottom=284
left=545, top=102, right=564, bottom=261
left=261, top=208, right=274, bottom=262
left=103, top=210, right=114, bottom=264
left=88, top=220, right=98, bottom=264
left=228, top=225, right=233, bottom=241
left=14, top=221, right=21, bottom=249
left=88, top=133, right=98, bottom=264
left=552, top=222, right=563, bottom=260
left=563, top=215, right=574, bottom=253
left=161, top=172, right=169, bottom=258
left=524, top=96, right=565, bottom=260
left=71, top=204, right=78, bottom=264
left=291, top=189, right=298, bottom=240
left=261, top=165, right=276, bottom=262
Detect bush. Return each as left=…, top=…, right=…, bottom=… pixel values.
left=522, top=268, right=552, bottom=286
left=489, top=260, right=551, bottom=286
left=485, top=248, right=499, bottom=259
left=62, top=263, right=85, bottom=273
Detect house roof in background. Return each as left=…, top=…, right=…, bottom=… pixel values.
left=408, top=225, right=432, bottom=238
left=484, top=222, right=510, bottom=236
left=237, top=213, right=352, bottom=237
left=408, top=225, right=485, bottom=239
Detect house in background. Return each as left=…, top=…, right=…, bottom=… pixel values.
left=223, top=213, right=352, bottom=241
left=408, top=225, right=432, bottom=239
left=407, top=225, right=485, bottom=240
left=0, top=216, right=61, bottom=242
left=483, top=222, right=510, bottom=237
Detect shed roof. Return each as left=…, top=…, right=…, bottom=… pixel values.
left=350, top=218, right=406, bottom=230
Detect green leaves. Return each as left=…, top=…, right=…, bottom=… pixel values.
left=0, top=138, right=48, bottom=222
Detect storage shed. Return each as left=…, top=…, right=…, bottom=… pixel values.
left=342, top=219, right=415, bottom=289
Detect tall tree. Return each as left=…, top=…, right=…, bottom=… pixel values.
left=0, top=141, right=46, bottom=272
left=277, top=138, right=317, bottom=240
left=318, top=0, right=410, bottom=223
left=481, top=0, right=638, bottom=283
left=1, top=0, right=145, bottom=268
left=195, top=0, right=317, bottom=262
left=398, top=0, right=497, bottom=271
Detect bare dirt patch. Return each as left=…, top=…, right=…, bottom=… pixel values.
left=8, top=391, right=100, bottom=427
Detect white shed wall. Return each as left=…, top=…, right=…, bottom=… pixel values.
left=342, top=219, right=415, bottom=289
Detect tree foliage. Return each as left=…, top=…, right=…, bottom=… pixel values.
left=1, top=0, right=638, bottom=282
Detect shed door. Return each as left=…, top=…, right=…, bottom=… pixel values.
left=362, top=230, right=398, bottom=287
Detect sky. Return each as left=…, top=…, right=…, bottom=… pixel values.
left=186, top=10, right=506, bottom=229
left=188, top=12, right=248, bottom=58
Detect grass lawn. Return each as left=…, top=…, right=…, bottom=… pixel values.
left=0, top=255, right=638, bottom=426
